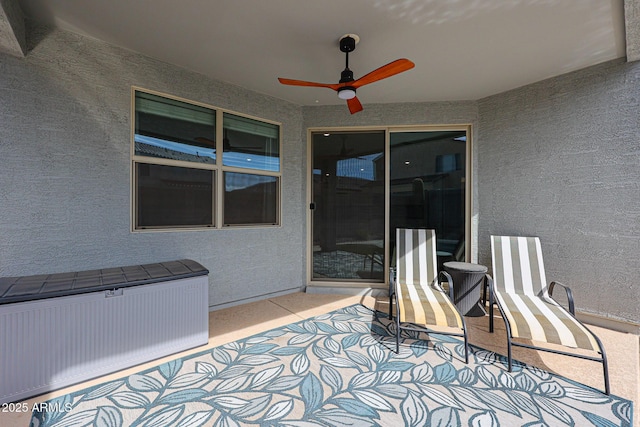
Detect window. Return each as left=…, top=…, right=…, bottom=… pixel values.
left=132, top=89, right=281, bottom=230
left=224, top=172, right=278, bottom=225
left=221, top=113, right=280, bottom=226
left=136, top=163, right=214, bottom=228
left=135, top=91, right=216, bottom=164
left=222, top=113, right=279, bottom=172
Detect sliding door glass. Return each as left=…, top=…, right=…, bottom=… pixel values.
left=311, top=131, right=385, bottom=281
left=389, top=131, right=467, bottom=268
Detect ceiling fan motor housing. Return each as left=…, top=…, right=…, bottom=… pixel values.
left=340, top=69, right=354, bottom=83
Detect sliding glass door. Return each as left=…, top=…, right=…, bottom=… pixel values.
left=310, top=131, right=385, bottom=281
left=309, top=127, right=469, bottom=284
left=389, top=130, right=467, bottom=270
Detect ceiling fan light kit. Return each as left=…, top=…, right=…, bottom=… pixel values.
left=337, top=87, right=356, bottom=100
left=278, top=33, right=414, bottom=114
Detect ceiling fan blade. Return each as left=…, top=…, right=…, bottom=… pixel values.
left=347, top=96, right=363, bottom=114
left=278, top=77, right=340, bottom=91
left=352, top=58, right=415, bottom=89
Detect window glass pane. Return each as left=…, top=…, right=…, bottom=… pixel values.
left=136, top=163, right=214, bottom=228
left=311, top=131, right=385, bottom=281
left=222, top=113, right=279, bottom=171
left=224, top=172, right=278, bottom=225
left=390, top=131, right=466, bottom=267
left=135, top=91, right=216, bottom=164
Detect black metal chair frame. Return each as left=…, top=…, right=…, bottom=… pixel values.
left=389, top=269, right=469, bottom=364
left=487, top=274, right=610, bottom=395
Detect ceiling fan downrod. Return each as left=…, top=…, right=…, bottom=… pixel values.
left=338, top=35, right=357, bottom=98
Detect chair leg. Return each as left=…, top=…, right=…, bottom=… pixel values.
left=506, top=335, right=513, bottom=372
left=395, top=302, right=401, bottom=354
left=482, top=276, right=488, bottom=305
left=592, top=332, right=611, bottom=395
left=496, top=301, right=513, bottom=372
left=388, top=294, right=393, bottom=320
left=395, top=321, right=400, bottom=354
left=462, top=323, right=469, bottom=364
left=599, top=339, right=611, bottom=395
left=489, top=288, right=494, bottom=333
left=603, top=354, right=610, bottom=395
left=503, top=318, right=513, bottom=371
left=464, top=338, right=469, bottom=364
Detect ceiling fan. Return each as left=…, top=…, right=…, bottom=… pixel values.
left=278, top=34, right=415, bottom=114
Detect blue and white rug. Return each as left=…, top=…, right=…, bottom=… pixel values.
left=31, top=304, right=633, bottom=427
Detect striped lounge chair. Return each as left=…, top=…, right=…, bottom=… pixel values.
left=489, top=235, right=610, bottom=394
left=389, top=228, right=469, bottom=362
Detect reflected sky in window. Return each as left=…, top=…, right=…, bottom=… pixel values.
left=135, top=135, right=279, bottom=172
left=135, top=134, right=215, bottom=161
left=223, top=151, right=279, bottom=172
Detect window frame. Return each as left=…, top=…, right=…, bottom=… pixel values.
left=131, top=87, right=282, bottom=231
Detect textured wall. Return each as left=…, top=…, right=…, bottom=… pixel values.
left=625, top=0, right=640, bottom=61
left=303, top=101, right=478, bottom=128
left=477, top=58, right=640, bottom=323
left=2, top=24, right=638, bottom=323
left=0, top=27, right=305, bottom=308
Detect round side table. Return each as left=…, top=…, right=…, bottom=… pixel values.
left=443, top=261, right=488, bottom=317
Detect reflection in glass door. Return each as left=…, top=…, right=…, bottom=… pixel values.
left=311, top=131, right=385, bottom=281
left=389, top=130, right=467, bottom=269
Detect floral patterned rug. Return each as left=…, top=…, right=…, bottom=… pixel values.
left=31, top=304, right=633, bottom=427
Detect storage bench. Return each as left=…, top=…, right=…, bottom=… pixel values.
left=0, top=259, right=209, bottom=404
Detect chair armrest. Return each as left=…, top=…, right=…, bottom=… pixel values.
left=486, top=274, right=495, bottom=332
left=549, top=281, right=575, bottom=314
left=438, top=270, right=454, bottom=300
left=485, top=274, right=494, bottom=300
left=389, top=267, right=396, bottom=296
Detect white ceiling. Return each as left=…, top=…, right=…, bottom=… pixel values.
left=20, top=0, right=627, bottom=107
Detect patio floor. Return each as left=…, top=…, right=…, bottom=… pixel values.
left=1, top=292, right=637, bottom=426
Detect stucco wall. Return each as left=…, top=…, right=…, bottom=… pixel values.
left=0, top=27, right=305, bottom=308
left=2, top=25, right=638, bottom=323
left=477, top=58, right=640, bottom=324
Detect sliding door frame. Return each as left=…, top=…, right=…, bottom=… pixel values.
left=306, top=124, right=473, bottom=290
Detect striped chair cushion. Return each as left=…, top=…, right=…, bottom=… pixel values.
left=397, top=281, right=464, bottom=328
left=491, top=235, right=599, bottom=351
left=491, top=235, right=547, bottom=296
left=493, top=291, right=599, bottom=351
left=396, top=228, right=463, bottom=329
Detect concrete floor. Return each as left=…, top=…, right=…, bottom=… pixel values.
left=1, top=292, right=637, bottom=426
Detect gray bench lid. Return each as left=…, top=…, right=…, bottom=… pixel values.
left=0, top=259, right=208, bottom=305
